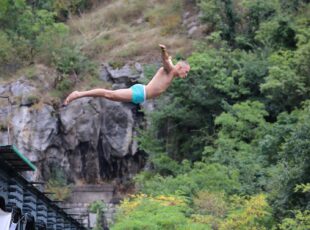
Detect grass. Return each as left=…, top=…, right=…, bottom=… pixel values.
left=68, top=0, right=193, bottom=64
left=102, top=0, right=147, bottom=25
left=145, top=0, right=183, bottom=35
left=83, top=74, right=112, bottom=90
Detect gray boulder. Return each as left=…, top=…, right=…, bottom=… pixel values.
left=100, top=63, right=144, bottom=88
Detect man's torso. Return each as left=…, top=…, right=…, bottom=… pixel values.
left=146, top=67, right=174, bottom=99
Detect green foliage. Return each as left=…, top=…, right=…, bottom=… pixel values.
left=112, top=194, right=211, bottom=230
left=89, top=200, right=106, bottom=230
left=199, top=0, right=307, bottom=49
left=295, top=183, right=310, bottom=193
left=48, top=44, right=97, bottom=98
left=89, top=200, right=106, bottom=213
left=215, top=101, right=268, bottom=142
left=206, top=101, right=269, bottom=194
left=56, top=76, right=72, bottom=92
left=133, top=1, right=310, bottom=229
left=135, top=162, right=240, bottom=197
left=52, top=46, right=96, bottom=75
left=277, top=210, right=310, bottom=230
left=46, top=169, right=71, bottom=201
left=258, top=102, right=310, bottom=216
left=260, top=44, right=310, bottom=113
left=199, top=0, right=282, bottom=48
left=143, top=64, right=158, bottom=82
left=256, top=18, right=297, bottom=49
left=197, top=194, right=273, bottom=229
left=0, top=2, right=59, bottom=62
left=0, top=0, right=9, bottom=18
left=0, top=0, right=96, bottom=81
left=30, top=0, right=97, bottom=20
left=279, top=0, right=308, bottom=13
left=0, top=32, right=13, bottom=64
left=112, top=193, right=272, bottom=230
left=108, top=60, right=125, bottom=69
left=199, top=0, right=239, bottom=45
left=36, top=23, right=70, bottom=63
left=276, top=181, right=310, bottom=229
left=218, top=194, right=272, bottom=230
left=193, top=191, right=227, bottom=217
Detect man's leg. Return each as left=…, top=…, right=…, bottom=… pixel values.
left=106, top=88, right=132, bottom=102
left=64, top=88, right=132, bottom=105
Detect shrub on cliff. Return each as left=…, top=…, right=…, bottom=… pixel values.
left=112, top=194, right=210, bottom=230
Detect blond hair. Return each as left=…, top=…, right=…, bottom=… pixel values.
left=177, top=60, right=190, bottom=69
left=177, top=60, right=189, bottom=67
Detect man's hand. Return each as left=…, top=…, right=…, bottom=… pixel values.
left=159, top=44, right=171, bottom=58
left=159, top=44, right=173, bottom=73
left=159, top=44, right=169, bottom=58
left=159, top=44, right=166, bottom=50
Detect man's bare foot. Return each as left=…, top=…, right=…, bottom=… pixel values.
left=64, top=91, right=80, bottom=105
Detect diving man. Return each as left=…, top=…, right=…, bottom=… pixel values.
left=64, top=44, right=190, bottom=105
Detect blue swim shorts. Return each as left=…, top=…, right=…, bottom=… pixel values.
left=130, top=84, right=146, bottom=104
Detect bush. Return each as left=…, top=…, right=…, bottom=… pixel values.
left=277, top=211, right=310, bottom=230
left=143, top=64, right=158, bottom=82
left=0, top=32, right=14, bottom=64
left=135, top=163, right=240, bottom=197
left=112, top=193, right=272, bottom=229
left=46, top=170, right=71, bottom=201
left=56, top=76, right=72, bottom=92
left=35, top=0, right=101, bottom=20
left=193, top=191, right=227, bottom=217
left=89, top=200, right=106, bottom=230
left=260, top=45, right=310, bottom=114
left=112, top=194, right=210, bottom=230
left=191, top=194, right=273, bottom=229
left=218, top=194, right=272, bottom=230
left=36, top=23, right=70, bottom=64
left=52, top=46, right=95, bottom=75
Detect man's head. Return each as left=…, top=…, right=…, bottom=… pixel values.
left=175, top=61, right=190, bottom=78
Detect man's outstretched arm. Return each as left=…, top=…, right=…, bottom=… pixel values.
left=159, top=44, right=173, bottom=73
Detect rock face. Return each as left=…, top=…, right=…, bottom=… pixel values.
left=0, top=64, right=147, bottom=183
left=100, top=62, right=144, bottom=89
left=182, top=3, right=207, bottom=38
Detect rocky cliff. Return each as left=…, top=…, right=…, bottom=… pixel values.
left=0, top=63, right=150, bottom=184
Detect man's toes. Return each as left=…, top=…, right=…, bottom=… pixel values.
left=64, top=98, right=70, bottom=105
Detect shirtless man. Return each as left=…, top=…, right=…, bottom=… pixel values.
left=64, top=44, right=190, bottom=105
